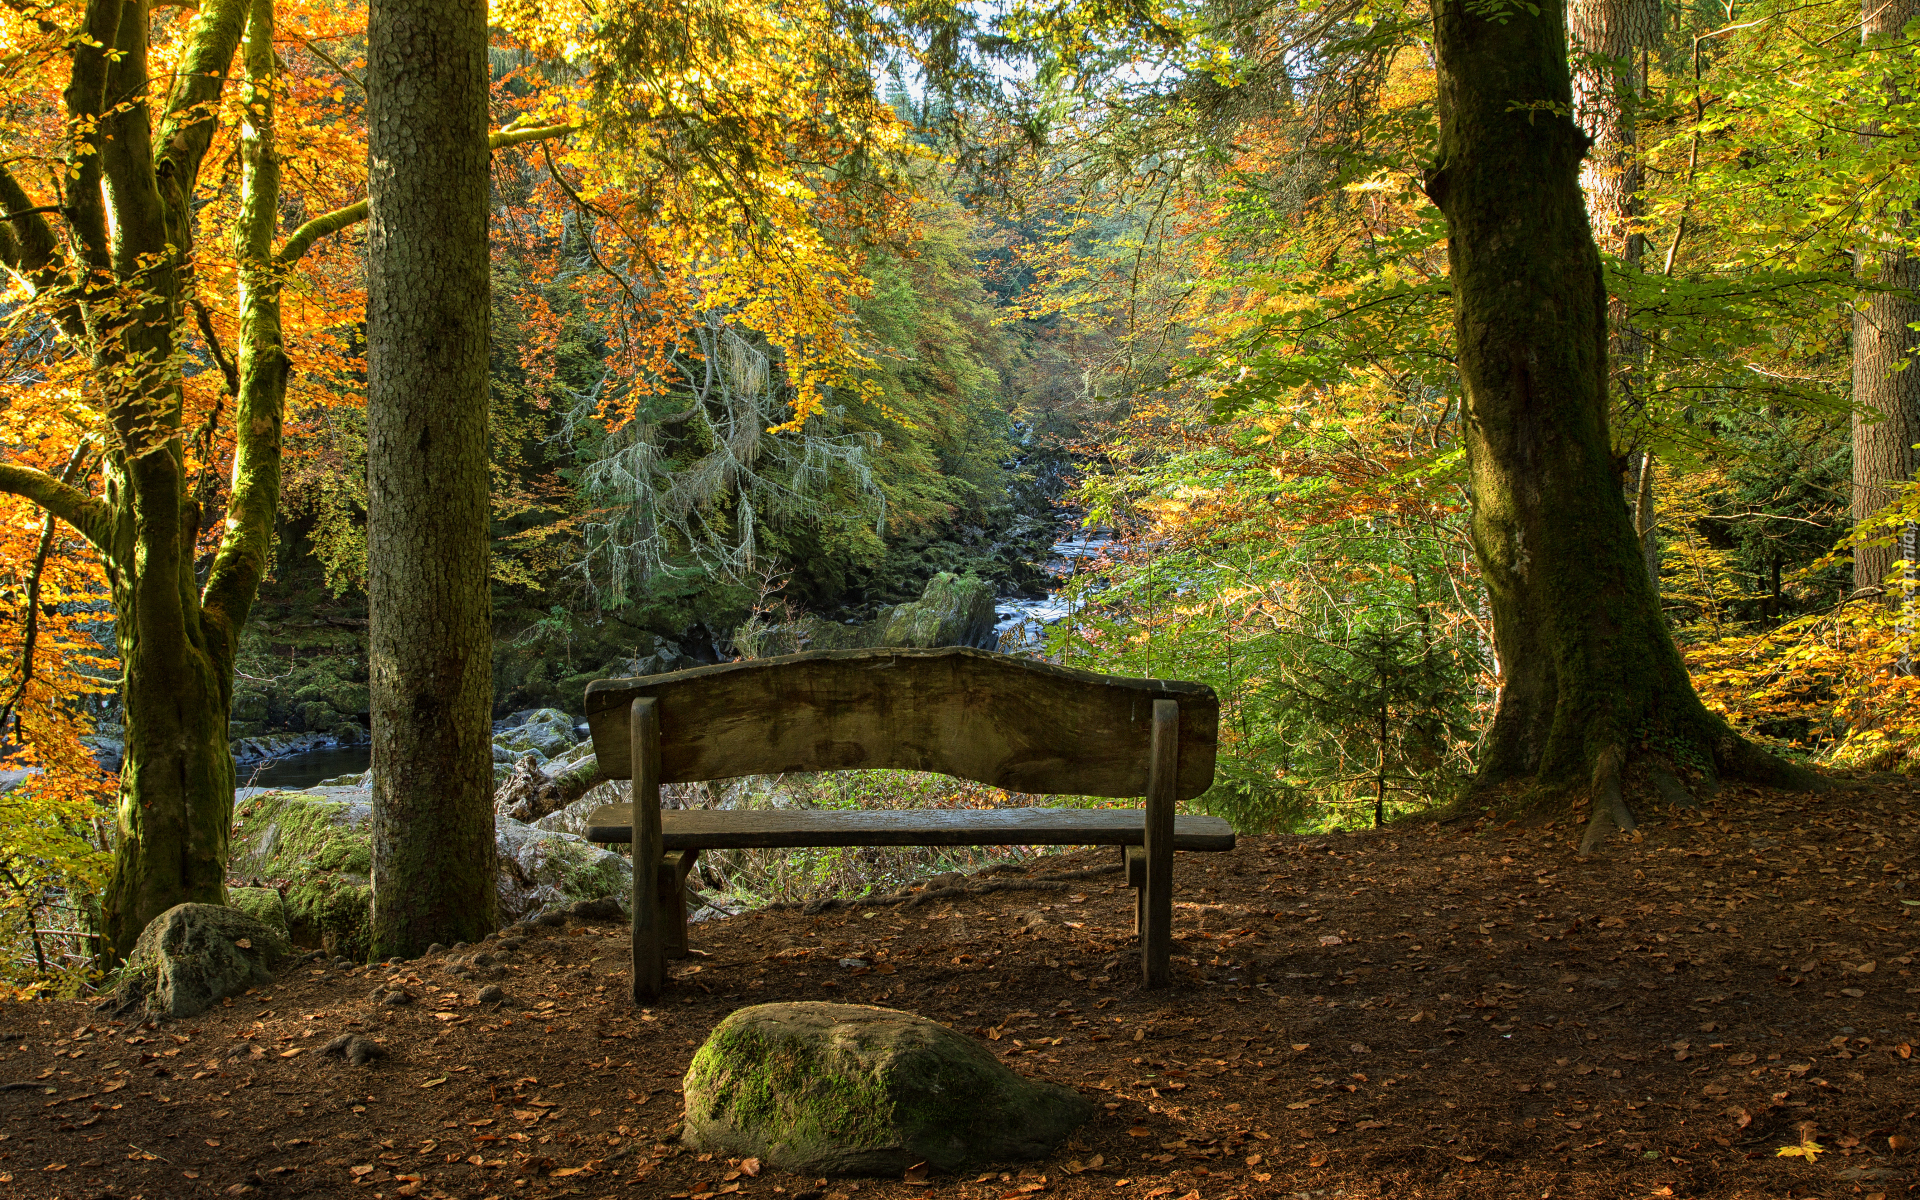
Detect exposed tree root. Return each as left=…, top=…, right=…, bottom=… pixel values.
left=1578, top=744, right=1634, bottom=855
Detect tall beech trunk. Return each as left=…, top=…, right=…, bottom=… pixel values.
left=1424, top=0, right=1818, bottom=844
left=1852, top=0, right=1920, bottom=598
left=1568, top=0, right=1657, bottom=262
left=366, top=0, right=499, bottom=955
left=0, top=0, right=337, bottom=955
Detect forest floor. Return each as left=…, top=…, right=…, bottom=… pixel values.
left=2, top=777, right=1918, bottom=1200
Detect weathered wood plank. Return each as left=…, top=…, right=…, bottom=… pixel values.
left=583, top=647, right=1218, bottom=802
left=583, top=805, right=1236, bottom=852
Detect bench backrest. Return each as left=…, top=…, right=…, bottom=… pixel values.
left=584, top=646, right=1218, bottom=801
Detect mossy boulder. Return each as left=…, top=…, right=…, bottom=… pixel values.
left=231, top=690, right=270, bottom=723
left=117, top=903, right=292, bottom=1019
left=495, top=708, right=579, bottom=760
left=870, top=573, right=997, bottom=650
left=230, top=790, right=376, bottom=960
left=683, top=1002, right=1093, bottom=1175
left=737, top=573, right=997, bottom=658
left=231, top=789, right=631, bottom=958
left=495, top=816, right=631, bottom=923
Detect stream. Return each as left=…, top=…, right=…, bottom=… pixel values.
left=241, top=528, right=1113, bottom=790
left=992, top=527, right=1113, bottom=652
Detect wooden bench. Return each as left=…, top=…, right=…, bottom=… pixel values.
left=581, top=646, right=1229, bottom=1001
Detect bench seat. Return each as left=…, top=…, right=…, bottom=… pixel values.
left=584, top=805, right=1236, bottom=851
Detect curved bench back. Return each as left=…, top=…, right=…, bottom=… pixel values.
left=584, top=646, right=1218, bottom=801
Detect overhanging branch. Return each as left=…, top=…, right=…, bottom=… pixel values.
left=0, top=459, right=110, bottom=552
left=274, top=122, right=575, bottom=267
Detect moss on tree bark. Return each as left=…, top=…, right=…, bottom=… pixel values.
left=1424, top=0, right=1822, bottom=844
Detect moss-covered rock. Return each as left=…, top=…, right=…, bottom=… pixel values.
left=117, top=903, right=292, bottom=1019
left=227, top=887, right=290, bottom=936
left=495, top=709, right=579, bottom=760
left=870, top=573, right=997, bottom=650
left=230, top=790, right=376, bottom=960
left=683, top=1002, right=1093, bottom=1175
left=231, top=789, right=630, bottom=959
left=495, top=816, right=632, bottom=923
left=736, top=573, right=997, bottom=659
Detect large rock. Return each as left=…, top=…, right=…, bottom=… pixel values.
left=869, top=573, right=998, bottom=650
left=231, top=789, right=631, bottom=958
left=683, top=1002, right=1093, bottom=1175
left=494, top=708, right=580, bottom=762
left=230, top=790, right=376, bottom=959
left=495, top=816, right=632, bottom=923
left=737, top=573, right=997, bottom=658
left=118, top=903, right=291, bottom=1018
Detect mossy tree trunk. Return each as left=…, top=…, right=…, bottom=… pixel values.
left=0, top=0, right=348, bottom=955
left=365, top=0, right=499, bottom=954
left=1423, top=0, right=1820, bottom=844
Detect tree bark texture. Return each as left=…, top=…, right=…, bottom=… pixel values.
left=1568, top=0, right=1659, bottom=261
left=1852, top=0, right=1920, bottom=596
left=366, top=0, right=499, bottom=954
left=1424, top=0, right=1816, bottom=841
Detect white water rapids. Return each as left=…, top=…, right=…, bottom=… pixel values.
left=991, top=527, right=1115, bottom=653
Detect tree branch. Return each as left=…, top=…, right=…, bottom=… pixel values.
left=275, top=124, right=575, bottom=266
left=491, top=121, right=575, bottom=151
left=202, top=0, right=281, bottom=634
left=189, top=297, right=239, bottom=397
left=0, top=160, right=73, bottom=331
left=274, top=198, right=366, bottom=267
left=61, top=0, right=120, bottom=275
left=153, top=0, right=248, bottom=204
left=0, top=458, right=110, bottom=552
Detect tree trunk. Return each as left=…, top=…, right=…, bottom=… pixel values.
left=1852, top=0, right=1920, bottom=597
left=366, top=0, right=499, bottom=955
left=1568, top=0, right=1659, bottom=262
left=1424, top=0, right=1819, bottom=844
left=98, top=0, right=294, bottom=956
left=1570, top=0, right=1663, bottom=594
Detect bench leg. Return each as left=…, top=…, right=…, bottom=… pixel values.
left=631, top=699, right=665, bottom=1003
left=661, top=850, right=699, bottom=959
left=1125, top=845, right=1146, bottom=942
left=1142, top=699, right=1178, bottom=989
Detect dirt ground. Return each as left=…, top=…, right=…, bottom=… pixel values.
left=3, top=777, right=1918, bottom=1200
